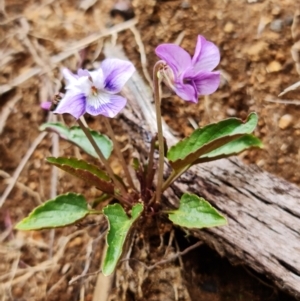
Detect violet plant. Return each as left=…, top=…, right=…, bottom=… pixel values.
left=16, top=35, right=262, bottom=275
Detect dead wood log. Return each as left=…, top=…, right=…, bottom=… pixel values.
left=105, top=45, right=300, bottom=299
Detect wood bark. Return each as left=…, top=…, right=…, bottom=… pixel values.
left=105, top=45, right=300, bottom=299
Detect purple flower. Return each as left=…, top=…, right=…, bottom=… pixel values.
left=41, top=101, right=52, bottom=110
left=53, top=58, right=135, bottom=119
left=155, top=35, right=220, bottom=103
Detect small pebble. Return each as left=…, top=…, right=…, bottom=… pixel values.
left=224, top=22, right=234, bottom=33
left=266, top=61, right=282, bottom=73
left=257, top=159, right=265, bottom=167
left=270, top=19, right=283, bottom=32
left=278, top=114, right=293, bottom=130
left=280, top=143, right=288, bottom=153
left=181, top=0, right=190, bottom=8
left=285, top=15, right=294, bottom=26
left=271, top=6, right=281, bottom=16
left=226, top=108, right=237, bottom=116
left=246, top=41, right=268, bottom=60
left=29, top=182, right=37, bottom=190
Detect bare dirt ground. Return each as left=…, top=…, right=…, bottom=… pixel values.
left=0, top=0, right=300, bottom=300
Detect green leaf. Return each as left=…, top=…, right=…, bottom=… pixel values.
left=167, top=113, right=258, bottom=170
left=40, top=122, right=113, bottom=159
left=47, top=157, right=114, bottom=194
left=194, top=134, right=263, bottom=164
left=102, top=203, right=143, bottom=276
left=15, top=193, right=89, bottom=230
left=168, top=193, right=227, bottom=229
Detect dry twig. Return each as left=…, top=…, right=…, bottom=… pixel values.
left=92, top=243, right=114, bottom=301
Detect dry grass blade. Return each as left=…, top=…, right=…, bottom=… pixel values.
left=0, top=230, right=87, bottom=291
left=130, top=26, right=152, bottom=87
left=0, top=19, right=137, bottom=95
left=0, top=94, right=21, bottom=135
left=265, top=98, right=300, bottom=105
left=0, top=132, right=47, bottom=208
left=0, top=170, right=42, bottom=205
left=278, top=81, right=300, bottom=97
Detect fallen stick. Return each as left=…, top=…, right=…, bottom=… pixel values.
left=105, top=44, right=300, bottom=300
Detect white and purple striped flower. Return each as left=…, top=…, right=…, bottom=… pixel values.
left=155, top=35, right=220, bottom=103
left=52, top=58, right=135, bottom=119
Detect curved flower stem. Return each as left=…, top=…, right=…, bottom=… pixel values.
left=153, top=61, right=165, bottom=204
left=103, top=117, right=135, bottom=191
left=146, top=134, right=157, bottom=189
left=77, top=117, right=127, bottom=196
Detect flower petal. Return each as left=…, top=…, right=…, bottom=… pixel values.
left=77, top=69, right=90, bottom=77
left=62, top=68, right=78, bottom=86
left=62, top=76, right=91, bottom=99
left=54, top=92, right=86, bottom=119
left=192, top=71, right=220, bottom=95
left=173, top=81, right=198, bottom=103
left=62, top=68, right=91, bottom=96
left=192, top=35, right=220, bottom=71
left=101, top=58, right=135, bottom=93
left=41, top=101, right=51, bottom=110
left=88, top=69, right=105, bottom=90
left=155, top=44, right=192, bottom=74
left=86, top=94, right=127, bottom=117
